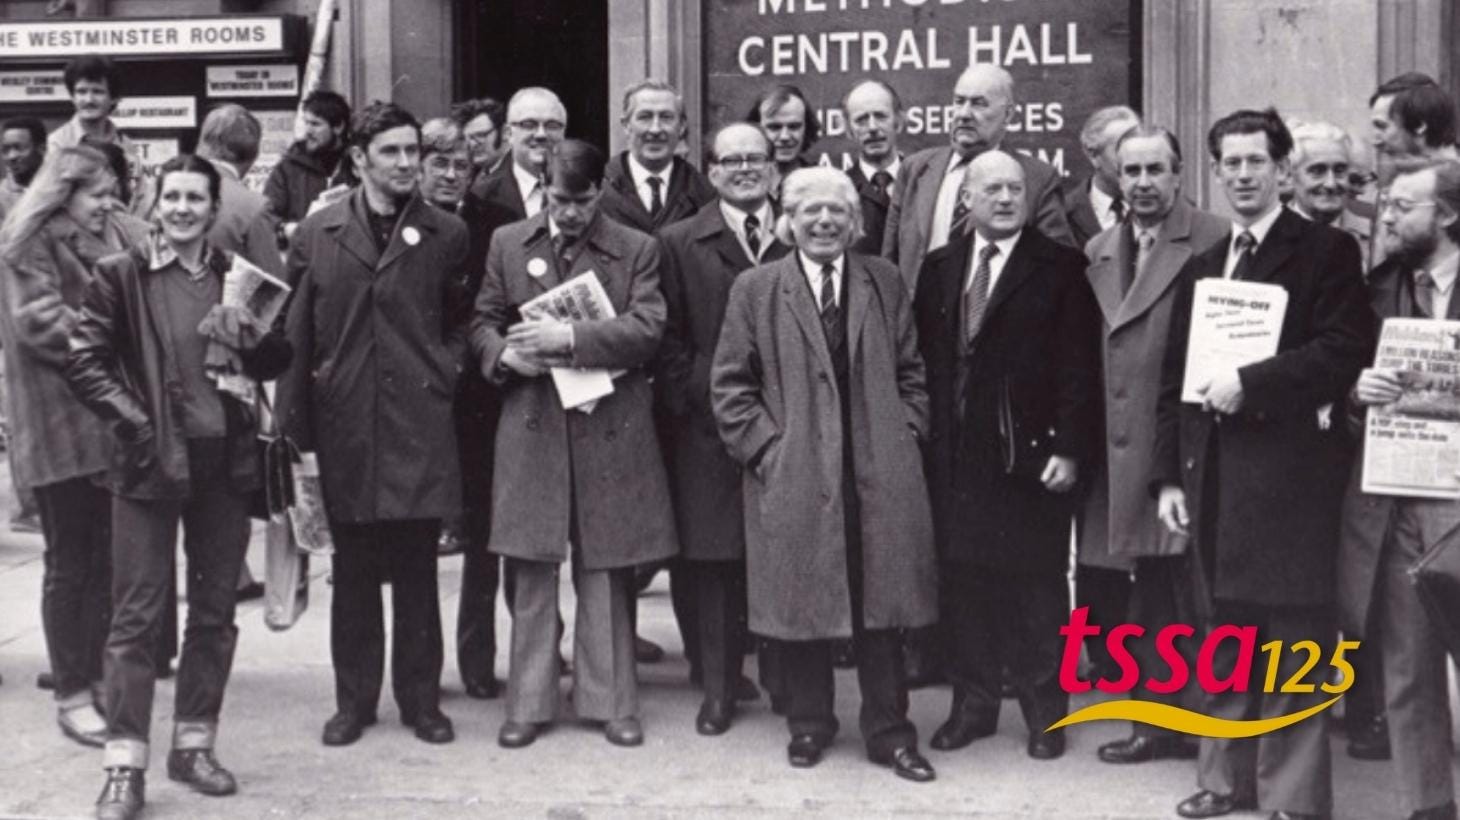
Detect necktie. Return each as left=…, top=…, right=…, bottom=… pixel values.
left=1415, top=271, right=1436, bottom=318
left=553, top=233, right=574, bottom=277
left=819, top=263, right=842, bottom=351
left=1127, top=228, right=1155, bottom=296
left=948, top=156, right=973, bottom=236
left=647, top=176, right=664, bottom=216
left=1111, top=196, right=1127, bottom=224
left=1230, top=230, right=1257, bottom=280
left=527, top=179, right=545, bottom=217
left=871, top=170, right=893, bottom=199
left=964, top=243, right=998, bottom=346
left=744, top=214, right=761, bottom=262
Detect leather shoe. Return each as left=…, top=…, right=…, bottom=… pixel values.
left=463, top=678, right=503, bottom=700
left=498, top=720, right=540, bottom=749
left=1027, top=730, right=1065, bottom=760
left=605, top=717, right=643, bottom=747
left=95, top=766, right=145, bottom=820
left=404, top=710, right=454, bottom=744
left=696, top=698, right=734, bottom=735
left=634, top=636, right=665, bottom=663
left=58, top=703, right=107, bottom=748
left=1346, top=713, right=1391, bottom=760
left=1409, top=801, right=1459, bottom=820
left=787, top=734, right=823, bottom=768
left=872, top=746, right=936, bottom=783
left=1176, top=790, right=1256, bottom=818
left=1097, top=734, right=1198, bottom=764
left=929, top=712, right=996, bottom=751
left=166, top=749, right=237, bottom=796
left=321, top=711, right=376, bottom=747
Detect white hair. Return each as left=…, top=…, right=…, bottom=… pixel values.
left=773, top=166, right=864, bottom=247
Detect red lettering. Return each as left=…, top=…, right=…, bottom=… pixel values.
left=1146, top=623, right=1195, bottom=695
left=1196, top=625, right=1258, bottom=693
left=1058, top=606, right=1099, bottom=694
left=1095, top=624, right=1143, bottom=693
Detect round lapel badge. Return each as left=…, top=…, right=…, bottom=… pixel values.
left=402, top=226, right=421, bottom=246
left=527, top=257, right=549, bottom=278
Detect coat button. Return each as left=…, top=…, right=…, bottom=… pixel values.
left=526, top=418, right=540, bottom=431
left=1184, top=457, right=1195, bottom=471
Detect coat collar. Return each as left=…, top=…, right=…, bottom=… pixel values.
left=322, top=188, right=438, bottom=271
left=1229, top=206, right=1302, bottom=284
left=689, top=199, right=786, bottom=271
left=606, top=152, right=690, bottom=230
left=517, top=211, right=632, bottom=293
left=1087, top=198, right=1203, bottom=332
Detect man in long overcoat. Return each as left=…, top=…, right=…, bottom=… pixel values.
left=277, top=102, right=468, bottom=749
left=913, top=150, right=1100, bottom=762
left=1079, top=125, right=1227, bottom=765
left=1154, top=109, right=1373, bottom=820
left=471, top=140, right=677, bottom=750
left=711, top=167, right=937, bottom=782
left=658, top=123, right=787, bottom=734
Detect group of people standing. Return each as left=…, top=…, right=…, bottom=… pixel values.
left=0, top=47, right=1456, bottom=820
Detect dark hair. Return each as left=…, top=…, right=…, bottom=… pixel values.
left=79, top=136, right=131, bottom=205
left=747, top=84, right=820, bottom=148
left=1115, top=123, right=1183, bottom=172
left=155, top=154, right=222, bottom=207
left=1369, top=71, right=1439, bottom=107
left=198, top=103, right=262, bottom=166
left=1, top=117, right=47, bottom=151
left=841, top=79, right=903, bottom=116
left=303, top=90, right=351, bottom=130
left=704, top=122, right=771, bottom=165
left=544, top=139, right=605, bottom=193
left=450, top=97, right=506, bottom=149
left=62, top=54, right=117, bottom=96
left=350, top=101, right=420, bottom=152
left=1206, top=107, right=1293, bottom=162
left=1390, top=83, right=1458, bottom=149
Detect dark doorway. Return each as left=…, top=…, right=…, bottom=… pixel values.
left=454, top=0, right=610, bottom=151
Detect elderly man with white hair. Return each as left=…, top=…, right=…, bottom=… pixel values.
left=1288, top=119, right=1374, bottom=269
left=711, top=166, right=938, bottom=781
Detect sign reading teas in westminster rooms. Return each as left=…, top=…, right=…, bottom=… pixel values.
left=0, top=17, right=286, bottom=58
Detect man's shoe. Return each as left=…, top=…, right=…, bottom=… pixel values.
left=498, top=720, right=540, bottom=749
left=605, top=717, right=643, bottom=747
left=1409, top=801, right=1459, bottom=820
left=696, top=698, right=733, bottom=736
left=166, top=749, right=237, bottom=796
left=405, top=710, right=455, bottom=744
left=58, top=702, right=107, bottom=748
left=1027, top=730, right=1065, bottom=760
left=634, top=636, right=665, bottom=664
left=831, top=639, right=856, bottom=669
left=95, top=766, right=144, bottom=820
left=235, top=581, right=265, bottom=603
left=733, top=674, right=760, bottom=703
left=787, top=734, right=823, bottom=768
left=1346, top=713, right=1391, bottom=760
left=1176, top=790, right=1256, bottom=819
left=321, top=711, right=375, bottom=747
left=871, top=746, right=936, bottom=783
left=929, top=712, right=996, bottom=751
left=1097, top=734, right=1198, bottom=764
left=463, top=678, right=503, bottom=700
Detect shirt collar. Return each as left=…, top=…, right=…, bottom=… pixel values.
left=627, top=153, right=673, bottom=191
left=860, top=156, right=900, bottom=184
left=147, top=231, right=214, bottom=276
left=1418, top=250, right=1460, bottom=294
left=720, top=200, right=772, bottom=235
left=512, top=161, right=542, bottom=201
left=1088, top=181, right=1118, bottom=220
left=799, top=251, right=844, bottom=280
left=973, top=229, right=1021, bottom=261
left=1232, top=204, right=1283, bottom=250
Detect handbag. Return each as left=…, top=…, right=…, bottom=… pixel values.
left=1409, top=525, right=1460, bottom=658
left=253, top=386, right=312, bottom=631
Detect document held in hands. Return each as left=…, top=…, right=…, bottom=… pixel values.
left=1181, top=278, right=1288, bottom=404
left=1362, top=318, right=1460, bottom=498
left=518, top=271, right=619, bottom=412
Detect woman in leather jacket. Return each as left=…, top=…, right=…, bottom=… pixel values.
left=65, top=155, right=291, bottom=820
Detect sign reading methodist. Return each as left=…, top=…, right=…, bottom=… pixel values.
left=704, top=0, right=1132, bottom=174
left=0, top=17, right=286, bottom=58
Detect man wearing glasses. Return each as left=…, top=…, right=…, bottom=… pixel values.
left=599, top=80, right=715, bottom=236
left=464, top=86, right=569, bottom=246
left=452, top=97, right=508, bottom=184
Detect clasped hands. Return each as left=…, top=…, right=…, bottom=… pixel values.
left=1193, top=367, right=1245, bottom=415
left=494, top=318, right=574, bottom=378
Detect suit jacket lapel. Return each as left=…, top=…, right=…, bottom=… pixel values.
left=942, top=232, right=972, bottom=345
left=1242, top=209, right=1302, bottom=284
left=1113, top=200, right=1197, bottom=330
left=378, top=196, right=432, bottom=272
left=1085, top=228, right=1128, bottom=328
left=912, top=148, right=952, bottom=251
left=333, top=189, right=381, bottom=271
left=701, top=207, right=755, bottom=273
left=613, top=154, right=654, bottom=225
left=846, top=255, right=873, bottom=358
left=978, top=231, right=1039, bottom=336
left=519, top=213, right=559, bottom=294
left=779, top=256, right=834, bottom=374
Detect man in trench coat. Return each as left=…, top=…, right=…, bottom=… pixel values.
left=711, top=166, right=938, bottom=782
left=471, top=140, right=677, bottom=750
left=277, top=102, right=468, bottom=748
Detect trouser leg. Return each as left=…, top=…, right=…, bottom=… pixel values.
left=1075, top=564, right=1132, bottom=680
left=669, top=558, right=701, bottom=674
left=329, top=523, right=385, bottom=719
left=783, top=639, right=837, bottom=746
left=456, top=544, right=500, bottom=686
left=943, top=562, right=1001, bottom=723
left=570, top=565, right=638, bottom=721
left=1253, top=607, right=1333, bottom=816
left=384, top=520, right=443, bottom=719
left=505, top=558, right=563, bottom=723
left=693, top=560, right=742, bottom=702
left=857, top=628, right=914, bottom=757
left=1003, top=571, right=1070, bottom=735
left=1128, top=555, right=1199, bottom=740
left=35, top=476, right=112, bottom=700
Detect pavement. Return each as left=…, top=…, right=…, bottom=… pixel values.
left=0, top=467, right=1445, bottom=818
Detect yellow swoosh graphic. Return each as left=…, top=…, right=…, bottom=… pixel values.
left=1046, top=695, right=1342, bottom=739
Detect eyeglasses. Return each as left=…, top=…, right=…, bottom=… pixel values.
left=714, top=154, right=769, bottom=170
left=510, top=119, right=566, bottom=134
left=464, top=128, right=497, bottom=144
left=424, top=155, right=472, bottom=175
left=1381, top=197, right=1439, bottom=216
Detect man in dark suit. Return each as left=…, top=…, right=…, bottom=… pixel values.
left=464, top=87, right=566, bottom=244
left=1064, top=105, right=1140, bottom=250
left=599, top=79, right=715, bottom=236
left=1337, top=159, right=1460, bottom=820
left=1081, top=125, right=1227, bottom=765
left=658, top=123, right=788, bottom=735
left=844, top=79, right=904, bottom=255
left=913, top=150, right=1100, bottom=761
left=1155, top=109, right=1373, bottom=820
left=884, top=64, right=1073, bottom=294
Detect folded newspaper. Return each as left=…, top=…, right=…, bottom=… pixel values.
left=518, top=271, right=622, bottom=412
left=1362, top=318, right=1460, bottom=498
left=213, top=255, right=292, bottom=404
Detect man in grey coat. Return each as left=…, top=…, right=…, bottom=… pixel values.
left=712, top=167, right=937, bottom=782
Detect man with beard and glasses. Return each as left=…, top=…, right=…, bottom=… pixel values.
left=1337, top=160, right=1460, bottom=820
left=657, top=123, right=788, bottom=735
left=884, top=64, right=1074, bottom=294
left=264, top=90, right=352, bottom=241
left=1, top=117, right=45, bottom=217
left=844, top=80, right=905, bottom=256
left=452, top=97, right=509, bottom=185
left=748, top=84, right=819, bottom=179
left=278, top=101, right=469, bottom=750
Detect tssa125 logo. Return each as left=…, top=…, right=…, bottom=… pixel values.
left=1047, top=607, right=1354, bottom=738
